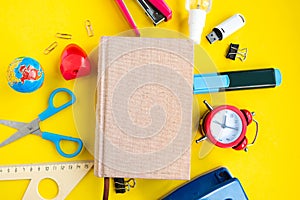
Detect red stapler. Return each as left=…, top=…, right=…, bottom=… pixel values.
left=137, top=0, right=172, bottom=25
left=115, top=0, right=172, bottom=36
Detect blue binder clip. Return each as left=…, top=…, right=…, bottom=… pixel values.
left=161, top=167, right=248, bottom=200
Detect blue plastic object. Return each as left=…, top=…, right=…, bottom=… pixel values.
left=161, top=167, right=248, bottom=200
left=42, top=132, right=83, bottom=158
left=274, top=69, right=282, bottom=86
left=7, top=57, right=44, bottom=93
left=193, top=74, right=230, bottom=94
left=194, top=68, right=282, bottom=94
left=39, top=88, right=76, bottom=121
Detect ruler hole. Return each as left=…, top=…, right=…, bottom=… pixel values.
left=38, top=178, right=58, bottom=199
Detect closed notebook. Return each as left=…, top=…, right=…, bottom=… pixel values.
left=94, top=36, right=194, bottom=180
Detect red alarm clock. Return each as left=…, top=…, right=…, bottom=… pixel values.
left=196, top=100, right=258, bottom=152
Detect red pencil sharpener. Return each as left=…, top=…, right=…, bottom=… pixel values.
left=60, top=44, right=91, bottom=80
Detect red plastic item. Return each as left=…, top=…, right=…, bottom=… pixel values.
left=233, top=137, right=248, bottom=151
left=203, top=105, right=248, bottom=149
left=60, top=44, right=91, bottom=80
left=148, top=0, right=172, bottom=21
left=241, top=109, right=253, bottom=125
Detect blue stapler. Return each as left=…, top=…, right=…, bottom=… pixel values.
left=161, top=167, right=248, bottom=200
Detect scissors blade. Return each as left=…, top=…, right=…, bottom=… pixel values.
left=31, top=129, right=43, bottom=136
left=0, top=118, right=40, bottom=147
left=0, top=130, right=30, bottom=147
left=0, top=120, right=28, bottom=129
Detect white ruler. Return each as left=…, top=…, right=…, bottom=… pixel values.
left=0, top=160, right=94, bottom=200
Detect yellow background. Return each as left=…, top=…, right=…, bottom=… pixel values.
left=0, top=0, right=299, bottom=199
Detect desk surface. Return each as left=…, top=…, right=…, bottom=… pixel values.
left=0, top=0, right=299, bottom=199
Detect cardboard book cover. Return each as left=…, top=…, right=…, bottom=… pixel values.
left=94, top=36, right=194, bottom=180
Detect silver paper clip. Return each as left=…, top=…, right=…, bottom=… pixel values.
left=226, top=43, right=248, bottom=61
left=56, top=33, right=72, bottom=39
left=44, top=41, right=58, bottom=55
left=85, top=20, right=94, bottom=37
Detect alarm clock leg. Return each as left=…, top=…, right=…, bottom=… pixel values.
left=203, top=100, right=214, bottom=111
left=196, top=136, right=207, bottom=143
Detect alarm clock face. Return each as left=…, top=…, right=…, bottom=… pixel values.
left=204, top=105, right=247, bottom=148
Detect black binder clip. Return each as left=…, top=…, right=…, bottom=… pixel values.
left=114, top=178, right=136, bottom=194
left=226, top=43, right=248, bottom=61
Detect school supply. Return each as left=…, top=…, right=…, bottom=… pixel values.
left=60, top=44, right=91, bottom=80
left=161, top=167, right=248, bottom=200
left=0, top=160, right=93, bottom=200
left=114, top=178, right=136, bottom=193
left=206, top=14, right=246, bottom=44
left=186, top=0, right=212, bottom=44
left=115, top=0, right=140, bottom=36
left=193, top=68, right=282, bottom=94
left=115, top=0, right=172, bottom=36
left=56, top=33, right=72, bottom=40
left=94, top=36, right=194, bottom=179
left=7, top=57, right=44, bottom=93
left=44, top=41, right=58, bottom=55
left=137, top=0, right=172, bottom=25
left=0, top=88, right=83, bottom=158
left=85, top=20, right=94, bottom=37
left=196, top=100, right=258, bottom=152
left=226, top=43, right=248, bottom=61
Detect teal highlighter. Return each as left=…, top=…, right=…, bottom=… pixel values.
left=194, top=68, right=282, bottom=94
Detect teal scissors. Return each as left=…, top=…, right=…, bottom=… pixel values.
left=0, top=88, right=83, bottom=158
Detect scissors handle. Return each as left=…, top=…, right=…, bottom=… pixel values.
left=42, top=132, right=83, bottom=158
left=39, top=88, right=76, bottom=121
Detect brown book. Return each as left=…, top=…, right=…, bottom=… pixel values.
left=94, top=36, right=194, bottom=180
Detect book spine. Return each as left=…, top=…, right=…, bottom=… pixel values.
left=94, top=37, right=107, bottom=177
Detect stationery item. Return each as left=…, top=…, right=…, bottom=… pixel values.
left=206, top=14, right=246, bottom=44
left=95, top=36, right=194, bottom=179
left=85, top=20, right=94, bottom=37
left=0, top=88, right=83, bottom=158
left=226, top=43, right=248, bottom=61
left=60, top=44, right=91, bottom=80
left=196, top=100, right=258, bottom=152
left=193, top=73, right=229, bottom=94
left=137, top=0, right=165, bottom=25
left=186, top=0, right=212, bottom=44
left=147, top=0, right=172, bottom=21
left=193, top=68, right=282, bottom=94
left=219, top=68, right=281, bottom=91
left=115, top=0, right=172, bottom=36
left=114, top=178, right=136, bottom=193
left=56, top=33, right=72, bottom=39
left=137, top=0, right=172, bottom=25
left=103, top=177, right=110, bottom=200
left=115, top=0, right=140, bottom=36
left=7, top=57, right=44, bottom=93
left=161, top=167, right=248, bottom=200
left=44, top=41, right=58, bottom=55
left=0, top=160, right=93, bottom=200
